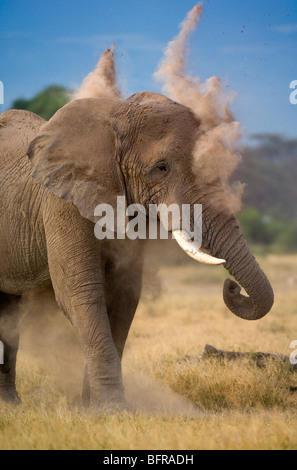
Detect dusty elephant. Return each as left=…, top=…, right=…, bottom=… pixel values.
left=0, top=91, right=274, bottom=409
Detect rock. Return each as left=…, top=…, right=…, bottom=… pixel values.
left=178, top=344, right=297, bottom=372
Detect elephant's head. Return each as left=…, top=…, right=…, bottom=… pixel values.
left=27, top=91, right=274, bottom=321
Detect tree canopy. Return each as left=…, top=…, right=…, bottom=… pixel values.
left=12, top=85, right=70, bottom=120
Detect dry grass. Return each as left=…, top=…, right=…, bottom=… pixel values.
left=1, top=252, right=297, bottom=450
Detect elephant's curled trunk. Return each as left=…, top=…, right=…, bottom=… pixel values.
left=209, top=216, right=274, bottom=321
left=174, top=212, right=274, bottom=321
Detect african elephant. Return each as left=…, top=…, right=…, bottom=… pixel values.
left=0, top=92, right=274, bottom=409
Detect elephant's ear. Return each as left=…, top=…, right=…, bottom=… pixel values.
left=27, top=98, right=125, bottom=223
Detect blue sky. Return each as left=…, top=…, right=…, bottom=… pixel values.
left=0, top=0, right=296, bottom=140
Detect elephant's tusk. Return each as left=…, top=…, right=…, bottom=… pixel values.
left=173, top=230, right=226, bottom=266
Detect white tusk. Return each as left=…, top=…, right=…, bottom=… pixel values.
left=173, top=230, right=226, bottom=266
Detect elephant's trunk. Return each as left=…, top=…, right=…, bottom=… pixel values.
left=173, top=210, right=274, bottom=321
left=205, top=213, right=274, bottom=320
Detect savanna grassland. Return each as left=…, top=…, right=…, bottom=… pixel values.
left=1, top=243, right=297, bottom=450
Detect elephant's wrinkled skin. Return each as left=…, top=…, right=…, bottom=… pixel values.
left=0, top=93, right=274, bottom=408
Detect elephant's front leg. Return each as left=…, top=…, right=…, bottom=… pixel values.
left=44, top=203, right=126, bottom=410
left=73, top=292, right=125, bottom=409
left=82, top=239, right=144, bottom=407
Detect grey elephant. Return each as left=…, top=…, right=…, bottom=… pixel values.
left=0, top=90, right=274, bottom=409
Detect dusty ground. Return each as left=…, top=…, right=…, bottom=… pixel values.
left=1, top=248, right=297, bottom=450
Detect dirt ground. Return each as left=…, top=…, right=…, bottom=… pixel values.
left=1, top=248, right=297, bottom=450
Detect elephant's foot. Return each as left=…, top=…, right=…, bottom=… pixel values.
left=82, top=388, right=130, bottom=412
left=0, top=388, right=21, bottom=405
left=88, top=389, right=131, bottom=414
left=90, top=399, right=132, bottom=415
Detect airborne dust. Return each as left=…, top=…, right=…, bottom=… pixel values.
left=155, top=3, right=244, bottom=214
left=73, top=45, right=122, bottom=100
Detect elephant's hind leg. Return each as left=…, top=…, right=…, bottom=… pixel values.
left=0, top=293, right=21, bottom=404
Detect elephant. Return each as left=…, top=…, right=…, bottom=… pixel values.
left=0, top=91, right=274, bottom=409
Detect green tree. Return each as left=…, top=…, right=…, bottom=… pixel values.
left=239, top=208, right=274, bottom=244
left=12, top=85, right=71, bottom=120
left=234, top=134, right=297, bottom=220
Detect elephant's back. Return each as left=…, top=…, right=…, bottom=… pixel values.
left=0, top=110, right=50, bottom=295
left=0, top=109, right=45, bottom=167
left=0, top=109, right=46, bottom=208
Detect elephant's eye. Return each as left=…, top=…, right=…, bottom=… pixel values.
left=158, top=163, right=169, bottom=172
left=149, top=161, right=170, bottom=181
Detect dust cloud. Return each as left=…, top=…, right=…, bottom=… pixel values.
left=154, top=2, right=244, bottom=213
left=20, top=288, right=198, bottom=416
left=20, top=289, right=85, bottom=402
left=125, top=374, right=198, bottom=416
left=73, top=45, right=122, bottom=100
